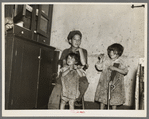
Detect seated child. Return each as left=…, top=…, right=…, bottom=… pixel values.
left=60, top=53, right=84, bottom=109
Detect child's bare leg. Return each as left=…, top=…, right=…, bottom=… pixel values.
left=112, top=105, right=117, bottom=110
left=69, top=100, right=75, bottom=110
left=60, top=99, right=66, bottom=110
left=100, top=103, right=105, bottom=109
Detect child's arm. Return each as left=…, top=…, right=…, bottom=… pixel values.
left=78, top=48, right=87, bottom=66
left=95, top=54, right=105, bottom=71
left=95, top=61, right=103, bottom=71
left=74, top=65, right=85, bottom=77
left=61, top=66, right=71, bottom=77
left=108, top=66, right=128, bottom=75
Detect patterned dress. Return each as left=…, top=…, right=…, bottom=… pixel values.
left=94, top=57, right=128, bottom=105
left=61, top=69, right=80, bottom=102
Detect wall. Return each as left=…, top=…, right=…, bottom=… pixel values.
left=50, top=4, right=146, bottom=107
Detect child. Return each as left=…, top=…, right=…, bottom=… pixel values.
left=59, top=30, right=89, bottom=106
left=60, top=53, right=84, bottom=109
left=94, top=43, right=128, bottom=110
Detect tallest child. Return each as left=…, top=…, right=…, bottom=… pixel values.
left=59, top=30, right=89, bottom=106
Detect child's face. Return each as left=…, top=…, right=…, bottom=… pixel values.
left=109, top=50, right=119, bottom=60
left=67, top=56, right=76, bottom=66
left=69, top=34, right=81, bottom=48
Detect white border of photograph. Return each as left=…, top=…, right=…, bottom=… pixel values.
left=2, top=2, right=147, bottom=117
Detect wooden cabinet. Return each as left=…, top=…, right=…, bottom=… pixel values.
left=7, top=37, right=40, bottom=109
left=5, top=31, right=59, bottom=109
left=10, top=4, right=53, bottom=45
left=5, top=4, right=59, bottom=109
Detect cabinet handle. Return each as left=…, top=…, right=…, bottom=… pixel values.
left=43, top=40, right=46, bottom=43
left=34, top=30, right=37, bottom=33
left=21, top=31, right=24, bottom=34
left=38, top=56, right=41, bottom=59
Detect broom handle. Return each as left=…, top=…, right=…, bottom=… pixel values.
left=107, top=82, right=111, bottom=110
left=107, top=63, right=120, bottom=109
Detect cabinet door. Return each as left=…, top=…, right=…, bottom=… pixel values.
left=37, top=47, right=54, bottom=108
left=37, top=5, right=53, bottom=38
left=5, top=36, right=14, bottom=109
left=9, top=38, right=40, bottom=109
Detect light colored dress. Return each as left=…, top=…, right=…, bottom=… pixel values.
left=61, top=68, right=80, bottom=102
left=95, top=57, right=128, bottom=105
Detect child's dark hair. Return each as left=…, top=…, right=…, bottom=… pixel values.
left=66, top=53, right=81, bottom=65
left=67, top=30, right=82, bottom=40
left=107, top=43, right=124, bottom=57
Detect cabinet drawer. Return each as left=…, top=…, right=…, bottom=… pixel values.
left=37, top=35, right=50, bottom=45
left=14, top=25, right=32, bottom=40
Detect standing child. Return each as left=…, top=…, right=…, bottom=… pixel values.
left=59, top=30, right=89, bottom=106
left=60, top=53, right=84, bottom=109
left=94, top=43, right=128, bottom=110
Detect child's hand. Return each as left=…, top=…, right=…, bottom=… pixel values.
left=73, top=65, right=82, bottom=70
left=77, top=65, right=83, bottom=69
left=61, top=65, right=69, bottom=72
left=108, top=66, right=117, bottom=71
left=98, top=53, right=104, bottom=60
left=98, top=53, right=104, bottom=63
left=73, top=65, right=78, bottom=70
left=75, top=47, right=82, bottom=52
left=69, top=66, right=74, bottom=71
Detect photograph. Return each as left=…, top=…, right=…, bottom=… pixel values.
left=2, top=2, right=147, bottom=117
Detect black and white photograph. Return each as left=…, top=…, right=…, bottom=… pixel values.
left=2, top=2, right=147, bottom=117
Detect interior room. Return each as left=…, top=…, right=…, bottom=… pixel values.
left=4, top=3, right=146, bottom=110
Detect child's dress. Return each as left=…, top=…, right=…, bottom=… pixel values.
left=61, top=69, right=80, bottom=102
left=95, top=57, right=128, bottom=105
